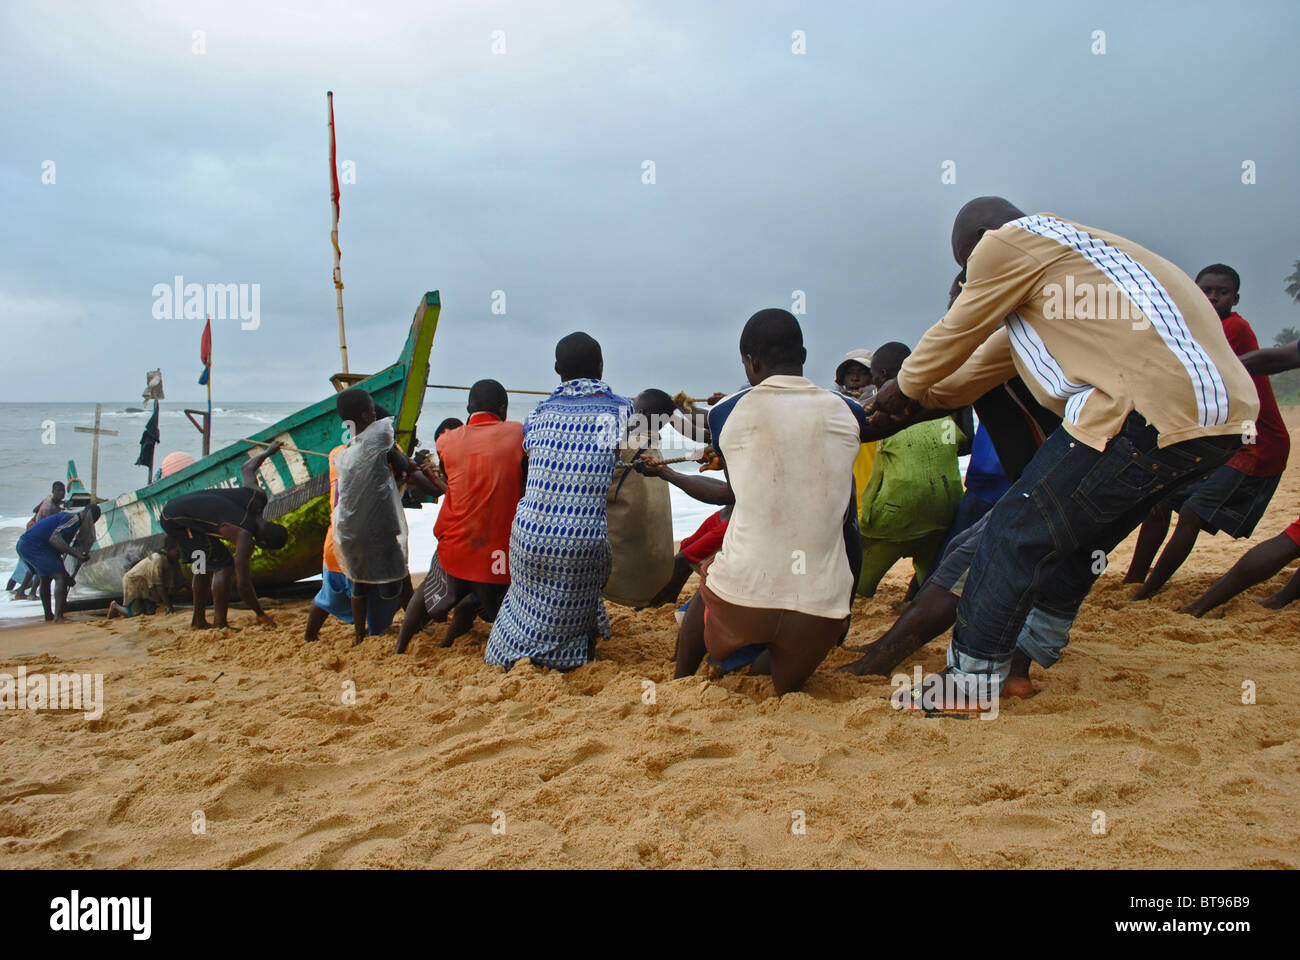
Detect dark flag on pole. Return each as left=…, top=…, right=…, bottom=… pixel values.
left=135, top=399, right=161, bottom=471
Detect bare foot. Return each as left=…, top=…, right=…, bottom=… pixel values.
left=1003, top=649, right=1035, bottom=698
left=1176, top=602, right=1204, bottom=617
left=836, top=649, right=894, bottom=677
left=1257, top=593, right=1292, bottom=610
left=440, top=602, right=478, bottom=647
left=1129, top=584, right=1152, bottom=601
left=1002, top=676, right=1035, bottom=698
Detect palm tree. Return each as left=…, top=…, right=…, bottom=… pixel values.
left=1286, top=260, right=1300, bottom=303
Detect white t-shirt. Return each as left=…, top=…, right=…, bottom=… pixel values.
left=704, top=375, right=865, bottom=619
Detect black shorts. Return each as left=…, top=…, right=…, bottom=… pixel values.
left=1163, top=465, right=1281, bottom=538
left=421, top=552, right=507, bottom=622
left=160, top=516, right=234, bottom=571
left=160, top=487, right=266, bottom=573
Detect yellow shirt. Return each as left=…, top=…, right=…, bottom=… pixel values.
left=851, top=441, right=878, bottom=508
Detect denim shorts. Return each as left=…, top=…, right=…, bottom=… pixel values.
left=952, top=414, right=1239, bottom=664
left=929, top=511, right=990, bottom=596
left=314, top=568, right=403, bottom=636
left=1163, top=465, right=1280, bottom=538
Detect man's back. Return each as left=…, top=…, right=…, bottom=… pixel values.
left=23, top=511, right=78, bottom=544
left=900, top=214, right=1259, bottom=450
left=517, top=383, right=633, bottom=545
left=862, top=418, right=963, bottom=540
left=162, top=487, right=265, bottom=535
left=435, top=414, right=525, bottom=583
left=705, top=375, right=861, bottom=619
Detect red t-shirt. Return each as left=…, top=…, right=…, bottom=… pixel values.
left=434, top=412, right=525, bottom=583
left=1222, top=313, right=1289, bottom=477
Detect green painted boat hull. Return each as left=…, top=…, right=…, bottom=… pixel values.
left=69, top=292, right=441, bottom=600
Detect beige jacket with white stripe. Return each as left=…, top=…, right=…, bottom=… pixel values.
left=896, top=214, right=1258, bottom=451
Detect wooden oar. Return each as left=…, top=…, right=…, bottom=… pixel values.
left=426, top=382, right=552, bottom=396
left=238, top=438, right=332, bottom=459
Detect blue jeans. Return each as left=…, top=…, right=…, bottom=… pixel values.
left=936, top=488, right=996, bottom=563
left=951, top=413, right=1239, bottom=671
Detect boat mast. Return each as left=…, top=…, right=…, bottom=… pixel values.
left=205, top=344, right=212, bottom=456
left=186, top=317, right=213, bottom=455
left=329, top=91, right=349, bottom=380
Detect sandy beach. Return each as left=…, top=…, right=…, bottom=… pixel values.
left=2, top=444, right=1299, bottom=870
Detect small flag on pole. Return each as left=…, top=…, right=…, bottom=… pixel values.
left=135, top=400, right=160, bottom=470
left=198, top=318, right=212, bottom=385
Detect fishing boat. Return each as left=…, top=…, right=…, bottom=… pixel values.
left=67, top=291, right=440, bottom=601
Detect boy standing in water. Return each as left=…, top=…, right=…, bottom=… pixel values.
left=16, top=504, right=100, bottom=622
left=10, top=481, right=67, bottom=598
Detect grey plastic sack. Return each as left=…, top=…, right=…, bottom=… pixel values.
left=332, top=417, right=409, bottom=583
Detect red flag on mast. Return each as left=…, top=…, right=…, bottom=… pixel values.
left=198, top=317, right=212, bottom=385
left=329, top=94, right=341, bottom=219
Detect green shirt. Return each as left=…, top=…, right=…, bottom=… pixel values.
left=860, top=417, right=964, bottom=541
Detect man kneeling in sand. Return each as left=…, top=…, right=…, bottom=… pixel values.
left=673, top=308, right=867, bottom=695
left=397, top=380, right=524, bottom=653
left=108, top=539, right=184, bottom=618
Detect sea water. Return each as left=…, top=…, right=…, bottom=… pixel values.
left=0, top=399, right=716, bottom=620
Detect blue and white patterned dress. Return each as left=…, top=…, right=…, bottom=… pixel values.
left=485, top=379, right=633, bottom=670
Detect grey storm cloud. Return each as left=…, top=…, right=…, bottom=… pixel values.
left=2, top=0, right=1297, bottom=404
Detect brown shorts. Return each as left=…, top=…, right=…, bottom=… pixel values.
left=698, top=561, right=846, bottom=691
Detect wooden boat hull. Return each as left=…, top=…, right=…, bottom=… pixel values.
left=68, top=292, right=441, bottom=601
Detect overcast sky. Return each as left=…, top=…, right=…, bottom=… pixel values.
left=2, top=0, right=1298, bottom=404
